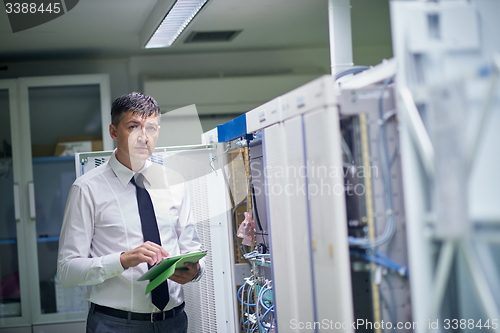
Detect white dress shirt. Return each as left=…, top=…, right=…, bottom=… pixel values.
left=57, top=151, right=205, bottom=313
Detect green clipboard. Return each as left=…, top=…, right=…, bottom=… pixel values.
left=137, top=251, right=207, bottom=294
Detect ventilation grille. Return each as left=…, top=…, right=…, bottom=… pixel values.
left=94, top=158, right=107, bottom=168
left=184, top=30, right=241, bottom=43
left=162, top=150, right=218, bottom=332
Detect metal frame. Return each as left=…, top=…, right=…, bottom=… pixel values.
left=390, top=2, right=500, bottom=332
left=338, top=80, right=413, bottom=329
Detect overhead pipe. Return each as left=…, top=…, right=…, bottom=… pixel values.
left=328, top=0, right=354, bottom=75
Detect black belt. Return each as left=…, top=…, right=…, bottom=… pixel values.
left=91, top=302, right=185, bottom=322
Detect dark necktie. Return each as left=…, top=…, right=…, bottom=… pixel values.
left=131, top=174, right=169, bottom=311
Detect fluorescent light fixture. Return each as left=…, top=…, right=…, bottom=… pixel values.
left=145, top=0, right=209, bottom=48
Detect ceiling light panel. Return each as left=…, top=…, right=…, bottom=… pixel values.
left=145, top=0, right=209, bottom=49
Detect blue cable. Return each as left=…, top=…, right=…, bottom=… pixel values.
left=367, top=248, right=408, bottom=275
left=238, top=283, right=257, bottom=306
left=259, top=305, right=275, bottom=330
left=370, top=248, right=409, bottom=276
left=350, top=249, right=408, bottom=276
left=258, top=286, right=272, bottom=310
left=256, top=285, right=274, bottom=331
left=243, top=320, right=258, bottom=332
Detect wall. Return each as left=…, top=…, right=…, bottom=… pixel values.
left=129, top=47, right=330, bottom=92
left=0, top=47, right=330, bottom=97
left=0, top=47, right=331, bottom=136
left=351, top=0, right=393, bottom=66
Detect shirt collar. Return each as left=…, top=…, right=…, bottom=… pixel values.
left=109, top=150, right=152, bottom=188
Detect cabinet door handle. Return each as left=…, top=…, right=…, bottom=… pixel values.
left=13, top=183, right=21, bottom=221
left=28, top=181, right=36, bottom=219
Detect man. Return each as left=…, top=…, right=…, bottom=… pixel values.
left=57, top=92, right=204, bottom=333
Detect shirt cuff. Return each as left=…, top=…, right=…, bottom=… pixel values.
left=191, top=269, right=202, bottom=282
left=103, top=252, right=125, bottom=278
left=190, top=259, right=205, bottom=282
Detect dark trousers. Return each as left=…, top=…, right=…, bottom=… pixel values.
left=86, top=307, right=188, bottom=333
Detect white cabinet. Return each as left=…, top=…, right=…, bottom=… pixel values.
left=0, top=75, right=111, bottom=331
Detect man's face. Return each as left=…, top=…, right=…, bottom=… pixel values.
left=109, top=111, right=160, bottom=170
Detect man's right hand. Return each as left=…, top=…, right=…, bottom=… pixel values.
left=120, top=241, right=169, bottom=269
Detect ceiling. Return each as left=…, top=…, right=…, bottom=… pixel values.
left=0, top=0, right=333, bottom=62
left=0, top=0, right=393, bottom=65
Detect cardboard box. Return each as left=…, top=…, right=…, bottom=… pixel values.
left=32, top=144, right=57, bottom=158
left=54, top=135, right=103, bottom=156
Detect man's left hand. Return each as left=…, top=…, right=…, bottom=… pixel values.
left=169, top=262, right=200, bottom=284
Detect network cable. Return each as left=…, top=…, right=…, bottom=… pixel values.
left=237, top=275, right=275, bottom=333
left=238, top=279, right=257, bottom=306
left=335, top=66, right=371, bottom=81
left=256, top=282, right=275, bottom=332
left=248, top=164, right=269, bottom=251
left=258, top=286, right=272, bottom=310
left=350, top=248, right=408, bottom=276
left=259, top=305, right=275, bottom=330
left=239, top=277, right=259, bottom=332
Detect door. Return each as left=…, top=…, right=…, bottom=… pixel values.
left=0, top=80, right=31, bottom=330
left=16, top=75, right=111, bottom=325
